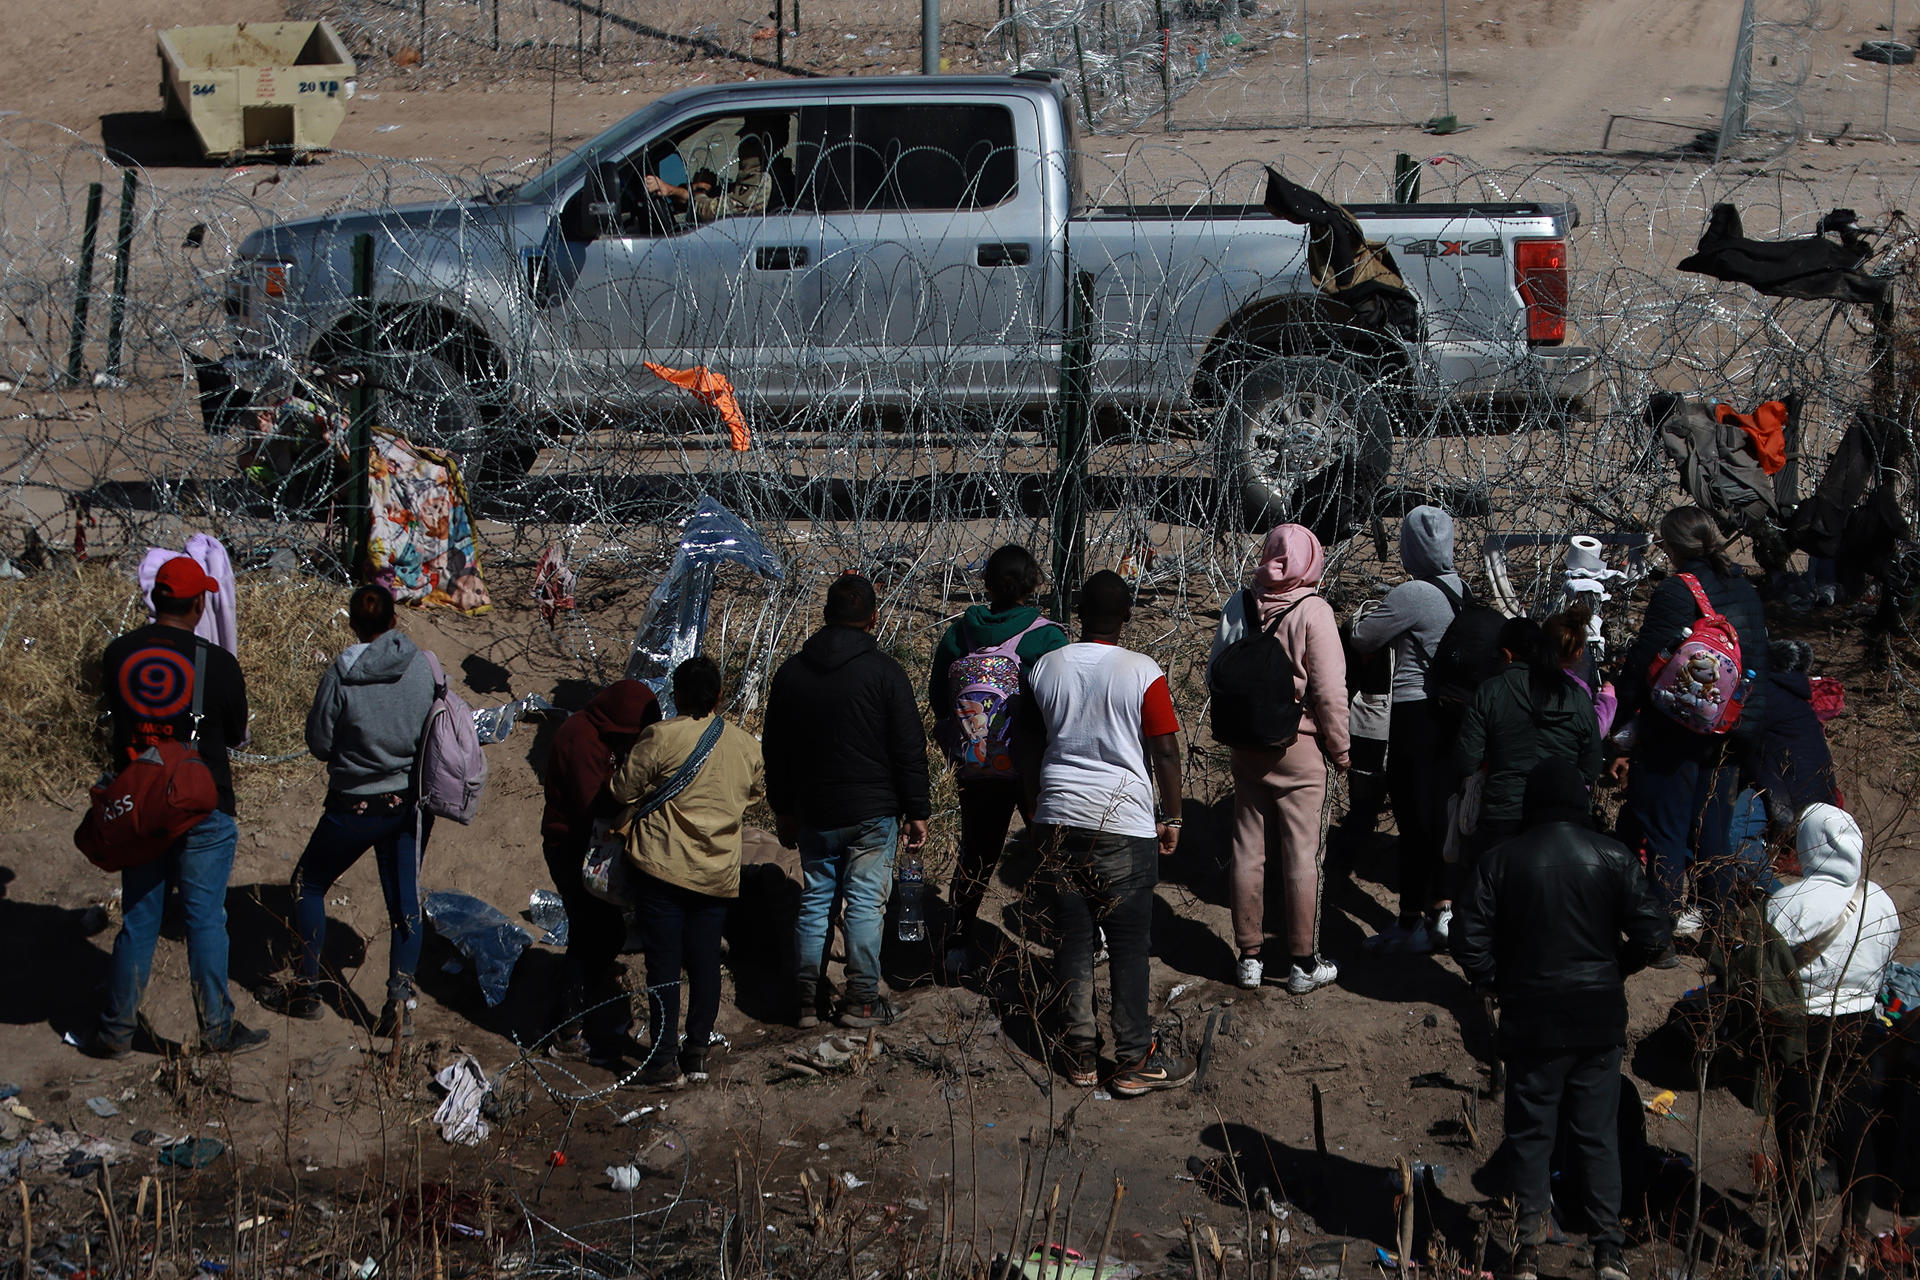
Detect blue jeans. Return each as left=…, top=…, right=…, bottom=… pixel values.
left=293, top=801, right=431, bottom=999
left=794, top=817, right=898, bottom=1005
left=102, top=810, right=238, bottom=1048
left=1625, top=715, right=1742, bottom=916
left=1729, top=787, right=1783, bottom=896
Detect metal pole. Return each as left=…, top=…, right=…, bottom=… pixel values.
left=491, top=0, right=500, bottom=51
left=776, top=0, right=785, bottom=69
left=347, top=234, right=377, bottom=571
left=1439, top=0, right=1451, bottom=120
left=1052, top=268, right=1095, bottom=618
left=1302, top=0, right=1311, bottom=128
left=923, top=0, right=940, bottom=73
left=104, top=170, right=138, bottom=380
left=63, top=181, right=104, bottom=386
left=1157, top=0, right=1172, bottom=131
left=1714, top=0, right=1756, bottom=162
left=418, top=0, right=427, bottom=63
left=1885, top=0, right=1898, bottom=136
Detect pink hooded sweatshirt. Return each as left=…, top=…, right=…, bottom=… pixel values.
left=1209, top=523, right=1352, bottom=765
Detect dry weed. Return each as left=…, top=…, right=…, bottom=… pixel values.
left=0, top=564, right=344, bottom=814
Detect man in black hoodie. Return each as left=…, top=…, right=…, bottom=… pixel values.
left=1453, top=759, right=1672, bottom=1280
left=766, top=574, right=931, bottom=1029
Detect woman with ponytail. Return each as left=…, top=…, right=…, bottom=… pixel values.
left=1611, top=506, right=1770, bottom=933
left=1455, top=615, right=1604, bottom=853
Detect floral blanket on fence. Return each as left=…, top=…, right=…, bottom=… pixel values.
left=367, top=428, right=491, bottom=613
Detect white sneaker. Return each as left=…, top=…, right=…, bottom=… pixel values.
left=1092, top=927, right=1109, bottom=967
left=1672, top=909, right=1706, bottom=941
left=1286, top=956, right=1339, bottom=994
left=1236, top=956, right=1265, bottom=989
left=1430, top=907, right=1454, bottom=944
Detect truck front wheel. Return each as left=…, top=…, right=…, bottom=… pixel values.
left=1216, top=355, right=1392, bottom=543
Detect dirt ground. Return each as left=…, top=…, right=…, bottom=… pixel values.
left=3, top=0, right=1920, bottom=1276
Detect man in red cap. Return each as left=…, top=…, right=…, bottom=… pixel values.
left=88, top=556, right=267, bottom=1059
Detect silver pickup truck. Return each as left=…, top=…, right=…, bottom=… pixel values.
left=220, top=72, right=1589, bottom=531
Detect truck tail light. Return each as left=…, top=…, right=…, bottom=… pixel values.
left=262, top=264, right=288, bottom=297
left=1514, top=239, right=1566, bottom=345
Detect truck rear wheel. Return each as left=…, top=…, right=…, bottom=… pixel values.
left=1216, top=355, right=1392, bottom=542
left=323, top=341, right=539, bottom=491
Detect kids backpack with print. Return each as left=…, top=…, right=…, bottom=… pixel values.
left=941, top=617, right=1056, bottom=781
left=1647, top=573, right=1750, bottom=735
left=416, top=650, right=489, bottom=823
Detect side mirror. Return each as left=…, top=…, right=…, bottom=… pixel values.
left=558, top=161, right=624, bottom=242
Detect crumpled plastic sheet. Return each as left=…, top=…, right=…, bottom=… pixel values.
left=0, top=1137, right=28, bottom=1182
left=528, top=888, right=569, bottom=946
left=432, top=1054, right=492, bottom=1146
left=423, top=891, right=533, bottom=1007
left=624, top=493, right=785, bottom=714
left=473, top=692, right=557, bottom=745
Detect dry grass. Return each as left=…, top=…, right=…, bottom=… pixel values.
left=0, top=564, right=346, bottom=815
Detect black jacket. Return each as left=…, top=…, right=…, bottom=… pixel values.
left=1453, top=819, right=1670, bottom=1053
left=1615, top=560, right=1769, bottom=742
left=764, top=624, right=932, bottom=829
left=102, top=625, right=250, bottom=815
left=1753, top=670, right=1839, bottom=824
left=1455, top=662, right=1603, bottom=826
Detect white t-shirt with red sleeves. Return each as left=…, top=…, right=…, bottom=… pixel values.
left=1029, top=640, right=1180, bottom=840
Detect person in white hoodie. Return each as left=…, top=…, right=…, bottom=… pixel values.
left=1764, top=803, right=1900, bottom=1262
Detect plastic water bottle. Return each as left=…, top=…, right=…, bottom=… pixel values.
left=896, top=854, right=927, bottom=943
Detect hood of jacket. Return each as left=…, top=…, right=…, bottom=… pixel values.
left=1399, top=505, right=1456, bottom=578
left=337, top=630, right=422, bottom=685
left=1795, top=802, right=1862, bottom=888
left=1768, top=669, right=1813, bottom=702
left=958, top=603, right=1050, bottom=649
left=581, top=679, right=660, bottom=738
left=1253, top=523, right=1325, bottom=614
left=800, top=623, right=878, bottom=673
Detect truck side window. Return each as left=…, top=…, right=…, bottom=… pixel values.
left=830, top=104, right=1018, bottom=213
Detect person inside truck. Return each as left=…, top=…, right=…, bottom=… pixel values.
left=643, top=121, right=779, bottom=224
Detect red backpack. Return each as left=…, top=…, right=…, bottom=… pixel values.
left=75, top=641, right=219, bottom=871
left=1645, top=573, right=1751, bottom=735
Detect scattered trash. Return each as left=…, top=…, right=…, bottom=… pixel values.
left=607, top=1164, right=642, bottom=1192
left=548, top=1150, right=567, bottom=1167
left=1645, top=1090, right=1685, bottom=1120
left=432, top=1055, right=492, bottom=1146
left=347, top=1256, right=379, bottom=1279
left=474, top=693, right=557, bottom=745
left=0, top=1138, right=29, bottom=1181
left=375, top=123, right=405, bottom=132
left=1165, top=982, right=1194, bottom=1004
left=0, top=1083, right=18, bottom=1101
left=235, top=1215, right=270, bottom=1233
left=616, top=1105, right=662, bottom=1125
left=839, top=1172, right=867, bottom=1189
left=423, top=891, right=533, bottom=1007
left=528, top=889, right=570, bottom=946
left=383, top=1182, right=524, bottom=1243
left=995, top=1248, right=1140, bottom=1280
left=86, top=1096, right=121, bottom=1118
left=159, top=1137, right=224, bottom=1169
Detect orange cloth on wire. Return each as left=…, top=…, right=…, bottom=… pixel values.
left=643, top=362, right=752, bottom=452
left=1712, top=400, right=1787, bottom=475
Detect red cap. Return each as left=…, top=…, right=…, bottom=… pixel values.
left=153, top=555, right=219, bottom=600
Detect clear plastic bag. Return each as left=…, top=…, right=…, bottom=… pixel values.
left=422, top=891, right=533, bottom=1007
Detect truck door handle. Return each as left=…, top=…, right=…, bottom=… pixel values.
left=754, top=245, right=808, bottom=270
left=977, top=242, right=1031, bottom=267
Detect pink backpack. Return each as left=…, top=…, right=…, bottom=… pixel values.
left=1646, top=573, right=1751, bottom=735
left=940, top=617, right=1057, bottom=781
left=416, top=650, right=488, bottom=823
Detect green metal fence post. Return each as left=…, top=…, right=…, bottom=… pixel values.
left=103, top=170, right=139, bottom=380
left=1053, top=268, right=1095, bottom=618
left=63, top=181, right=105, bottom=386
left=347, top=233, right=377, bottom=573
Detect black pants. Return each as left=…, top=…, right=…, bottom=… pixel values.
left=541, top=835, right=630, bottom=1045
left=948, top=779, right=1028, bottom=943
left=1387, top=699, right=1458, bottom=919
left=1506, top=1045, right=1626, bottom=1249
left=1045, top=826, right=1157, bottom=1067
left=1775, top=1012, right=1886, bottom=1249
left=635, top=871, right=729, bottom=1062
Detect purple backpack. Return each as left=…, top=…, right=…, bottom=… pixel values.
left=417, top=650, right=488, bottom=823
left=942, top=617, right=1056, bottom=781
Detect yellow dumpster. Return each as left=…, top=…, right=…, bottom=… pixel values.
left=158, top=21, right=358, bottom=161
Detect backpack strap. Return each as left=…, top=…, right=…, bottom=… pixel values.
left=1246, top=588, right=1313, bottom=638
left=1676, top=572, right=1717, bottom=621
left=626, top=716, right=727, bottom=823
left=187, top=638, right=208, bottom=745
left=1790, top=876, right=1870, bottom=970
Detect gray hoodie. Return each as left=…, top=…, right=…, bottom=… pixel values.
left=306, top=630, right=438, bottom=795
left=1351, top=505, right=1466, bottom=704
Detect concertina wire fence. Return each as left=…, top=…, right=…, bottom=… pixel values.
left=2, top=111, right=1918, bottom=696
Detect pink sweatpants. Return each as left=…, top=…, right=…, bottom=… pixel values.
left=1229, top=735, right=1330, bottom=957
